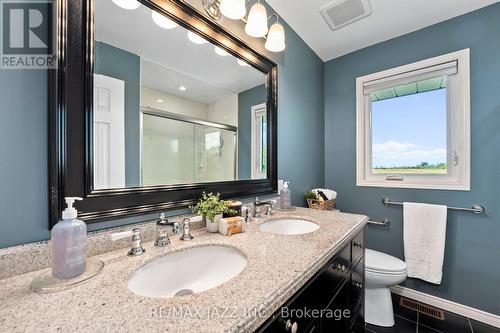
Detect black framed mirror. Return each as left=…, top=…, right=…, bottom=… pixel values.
left=49, top=0, right=278, bottom=227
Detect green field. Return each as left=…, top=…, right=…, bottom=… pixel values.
left=373, top=168, right=447, bottom=174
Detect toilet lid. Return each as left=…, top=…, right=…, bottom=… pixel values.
left=366, top=249, right=407, bottom=274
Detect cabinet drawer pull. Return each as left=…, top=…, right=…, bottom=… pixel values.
left=352, top=281, right=363, bottom=289
left=333, top=264, right=346, bottom=272
left=285, top=319, right=298, bottom=333
left=353, top=241, right=363, bottom=248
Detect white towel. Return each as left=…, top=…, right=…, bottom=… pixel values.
left=312, top=188, right=337, bottom=200
left=403, top=202, right=447, bottom=284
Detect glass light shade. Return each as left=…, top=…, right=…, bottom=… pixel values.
left=112, top=0, right=140, bottom=10
left=237, top=59, right=250, bottom=67
left=187, top=31, right=208, bottom=44
left=214, top=46, right=229, bottom=56
left=245, top=3, right=268, bottom=37
left=219, top=0, right=246, bottom=20
left=265, top=22, right=285, bottom=52
left=151, top=11, right=178, bottom=29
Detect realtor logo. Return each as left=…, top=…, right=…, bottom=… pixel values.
left=1, top=0, right=56, bottom=69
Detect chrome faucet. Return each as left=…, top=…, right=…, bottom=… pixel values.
left=154, top=213, right=180, bottom=248
left=111, top=228, right=145, bottom=256
left=252, top=197, right=277, bottom=218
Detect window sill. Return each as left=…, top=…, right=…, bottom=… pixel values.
left=356, top=179, right=470, bottom=191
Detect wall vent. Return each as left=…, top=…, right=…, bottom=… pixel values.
left=400, top=297, right=445, bottom=320
left=319, top=0, right=373, bottom=31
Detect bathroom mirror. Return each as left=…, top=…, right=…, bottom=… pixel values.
left=49, top=0, right=277, bottom=226
left=94, top=0, right=268, bottom=189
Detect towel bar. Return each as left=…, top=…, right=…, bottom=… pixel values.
left=382, top=198, right=485, bottom=215
left=368, top=218, right=390, bottom=226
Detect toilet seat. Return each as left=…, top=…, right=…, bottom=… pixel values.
left=366, top=249, right=407, bottom=275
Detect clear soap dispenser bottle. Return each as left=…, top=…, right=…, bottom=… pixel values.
left=280, top=182, right=292, bottom=209
left=51, top=197, right=87, bottom=279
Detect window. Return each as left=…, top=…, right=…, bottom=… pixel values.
left=251, top=103, right=267, bottom=179
left=356, top=49, right=470, bottom=190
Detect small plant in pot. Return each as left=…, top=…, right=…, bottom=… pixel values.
left=190, top=192, right=236, bottom=233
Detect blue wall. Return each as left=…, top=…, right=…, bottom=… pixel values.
left=0, top=2, right=324, bottom=248
left=238, top=84, right=266, bottom=179
left=0, top=70, right=48, bottom=248
left=324, top=4, right=500, bottom=314
left=94, top=42, right=141, bottom=187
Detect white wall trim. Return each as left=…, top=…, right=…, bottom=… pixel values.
left=391, top=285, right=500, bottom=328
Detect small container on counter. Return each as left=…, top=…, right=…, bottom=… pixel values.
left=219, top=216, right=246, bottom=236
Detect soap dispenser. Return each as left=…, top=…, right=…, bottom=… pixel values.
left=280, top=182, right=292, bottom=209
left=51, top=197, right=87, bottom=279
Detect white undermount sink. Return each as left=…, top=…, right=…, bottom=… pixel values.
left=259, top=218, right=319, bottom=235
left=127, top=246, right=247, bottom=298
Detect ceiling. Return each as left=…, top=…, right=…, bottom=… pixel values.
left=266, top=0, right=500, bottom=61
left=94, top=0, right=266, bottom=104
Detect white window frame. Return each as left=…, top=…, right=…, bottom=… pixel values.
left=251, top=103, right=267, bottom=179
left=356, top=49, right=470, bottom=191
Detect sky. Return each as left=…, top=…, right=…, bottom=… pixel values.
left=371, top=89, right=447, bottom=168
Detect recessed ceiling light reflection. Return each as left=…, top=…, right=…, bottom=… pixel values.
left=187, top=31, right=208, bottom=45
left=214, top=46, right=229, bottom=56
left=152, top=11, right=178, bottom=29
left=157, top=99, right=164, bottom=103
left=112, top=0, right=140, bottom=10
left=179, top=86, right=187, bottom=91
left=237, top=59, right=250, bottom=67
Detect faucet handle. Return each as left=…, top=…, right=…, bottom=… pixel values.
left=111, top=228, right=145, bottom=256
left=180, top=218, right=193, bottom=241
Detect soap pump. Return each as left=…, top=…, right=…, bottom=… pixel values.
left=280, top=181, right=291, bottom=209
left=51, top=197, right=87, bottom=279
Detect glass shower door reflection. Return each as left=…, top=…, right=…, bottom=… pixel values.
left=142, top=113, right=237, bottom=186
left=195, top=125, right=236, bottom=183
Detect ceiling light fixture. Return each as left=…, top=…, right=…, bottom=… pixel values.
left=214, top=46, right=230, bottom=56
left=245, top=2, right=268, bottom=38
left=152, top=11, right=178, bottom=29
left=179, top=86, right=187, bottom=91
left=157, top=99, right=164, bottom=103
left=219, top=0, right=246, bottom=20
left=265, top=16, right=285, bottom=52
left=112, top=0, right=140, bottom=10
left=187, top=31, right=208, bottom=44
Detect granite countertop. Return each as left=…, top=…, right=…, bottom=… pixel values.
left=0, top=207, right=367, bottom=333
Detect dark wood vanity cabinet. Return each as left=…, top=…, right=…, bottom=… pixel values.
left=257, top=228, right=365, bottom=333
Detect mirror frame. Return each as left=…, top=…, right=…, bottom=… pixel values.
left=49, top=0, right=278, bottom=228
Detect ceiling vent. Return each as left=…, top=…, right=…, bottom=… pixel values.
left=320, top=0, right=373, bottom=31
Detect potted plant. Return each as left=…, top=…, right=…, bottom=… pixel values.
left=191, top=192, right=235, bottom=233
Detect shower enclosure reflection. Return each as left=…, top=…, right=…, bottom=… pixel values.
left=142, top=109, right=237, bottom=186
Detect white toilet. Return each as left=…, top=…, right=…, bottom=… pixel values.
left=365, top=249, right=407, bottom=327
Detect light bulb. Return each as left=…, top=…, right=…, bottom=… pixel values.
left=219, top=0, right=246, bottom=20
left=112, top=0, right=140, bottom=10
left=187, top=31, right=208, bottom=45
left=245, top=3, right=268, bottom=38
left=237, top=59, right=250, bottom=67
left=265, top=22, right=285, bottom=52
left=214, top=46, right=229, bottom=56
left=152, top=11, right=178, bottom=29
